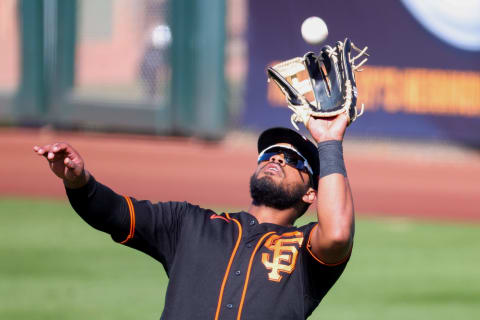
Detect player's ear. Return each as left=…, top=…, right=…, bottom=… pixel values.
left=302, top=188, right=316, bottom=204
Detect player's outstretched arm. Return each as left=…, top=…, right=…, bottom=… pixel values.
left=33, top=142, right=90, bottom=189
left=34, top=142, right=183, bottom=259
left=306, top=114, right=355, bottom=265
left=34, top=142, right=135, bottom=239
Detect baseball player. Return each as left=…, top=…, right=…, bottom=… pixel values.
left=33, top=114, right=354, bottom=319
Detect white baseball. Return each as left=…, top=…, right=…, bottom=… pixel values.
left=301, top=16, right=328, bottom=45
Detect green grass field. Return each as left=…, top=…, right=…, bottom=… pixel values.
left=1, top=197, right=479, bottom=319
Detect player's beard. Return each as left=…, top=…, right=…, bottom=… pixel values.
left=249, top=172, right=309, bottom=210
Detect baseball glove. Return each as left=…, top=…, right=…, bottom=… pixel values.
left=267, top=38, right=369, bottom=130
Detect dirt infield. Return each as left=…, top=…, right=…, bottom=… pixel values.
left=1, top=127, right=479, bottom=221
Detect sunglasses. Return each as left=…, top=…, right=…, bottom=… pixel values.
left=257, top=145, right=313, bottom=176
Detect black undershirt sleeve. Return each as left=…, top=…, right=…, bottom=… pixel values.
left=65, top=175, right=187, bottom=270
left=65, top=175, right=131, bottom=238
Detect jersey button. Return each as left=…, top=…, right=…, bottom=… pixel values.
left=235, top=270, right=241, bottom=276
left=249, top=220, right=256, bottom=226
left=226, top=304, right=233, bottom=309
left=246, top=243, right=253, bottom=248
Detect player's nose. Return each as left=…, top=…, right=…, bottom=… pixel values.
left=269, top=153, right=286, bottom=166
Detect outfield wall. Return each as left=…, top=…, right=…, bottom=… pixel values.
left=0, top=0, right=227, bottom=139
left=1, top=0, right=479, bottom=145
left=244, top=0, right=480, bottom=146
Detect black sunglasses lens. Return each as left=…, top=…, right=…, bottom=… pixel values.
left=258, top=148, right=307, bottom=171
left=283, top=153, right=301, bottom=166
left=258, top=152, right=276, bottom=163
left=282, top=151, right=310, bottom=174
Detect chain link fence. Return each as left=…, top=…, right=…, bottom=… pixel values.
left=74, top=0, right=171, bottom=106
left=0, top=0, right=229, bottom=137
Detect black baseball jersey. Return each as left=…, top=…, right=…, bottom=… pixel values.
left=66, top=176, right=349, bottom=319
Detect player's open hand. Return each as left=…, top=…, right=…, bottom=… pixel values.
left=33, top=142, right=89, bottom=188
left=306, top=113, right=349, bottom=143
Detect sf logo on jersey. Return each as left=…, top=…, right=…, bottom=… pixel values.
left=261, top=231, right=304, bottom=282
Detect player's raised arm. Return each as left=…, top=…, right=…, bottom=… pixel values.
left=33, top=142, right=90, bottom=189
left=306, top=114, right=355, bottom=265
left=33, top=141, right=185, bottom=264
left=33, top=142, right=132, bottom=237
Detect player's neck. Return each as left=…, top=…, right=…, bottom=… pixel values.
left=247, top=203, right=296, bottom=226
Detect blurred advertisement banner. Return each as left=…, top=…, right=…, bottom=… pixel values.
left=244, top=0, right=480, bottom=145
left=400, top=0, right=480, bottom=51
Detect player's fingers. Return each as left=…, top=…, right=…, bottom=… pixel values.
left=64, top=157, right=76, bottom=169
left=51, top=142, right=70, bottom=153
left=33, top=145, right=46, bottom=157
left=46, top=143, right=66, bottom=161
left=34, top=144, right=55, bottom=157
left=52, top=142, right=83, bottom=160
left=64, top=154, right=84, bottom=177
left=34, top=142, right=72, bottom=159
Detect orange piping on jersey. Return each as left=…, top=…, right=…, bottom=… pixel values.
left=236, top=231, right=276, bottom=320
left=210, top=214, right=230, bottom=223
left=214, top=213, right=242, bottom=320
left=120, top=196, right=135, bottom=244
left=306, top=224, right=351, bottom=266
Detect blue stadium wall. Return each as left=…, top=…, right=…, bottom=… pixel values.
left=243, top=0, right=480, bottom=146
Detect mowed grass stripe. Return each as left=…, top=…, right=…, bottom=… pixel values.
left=1, top=197, right=478, bottom=319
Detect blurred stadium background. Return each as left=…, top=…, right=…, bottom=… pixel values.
left=0, top=0, right=479, bottom=319
left=1, top=0, right=480, bottom=141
